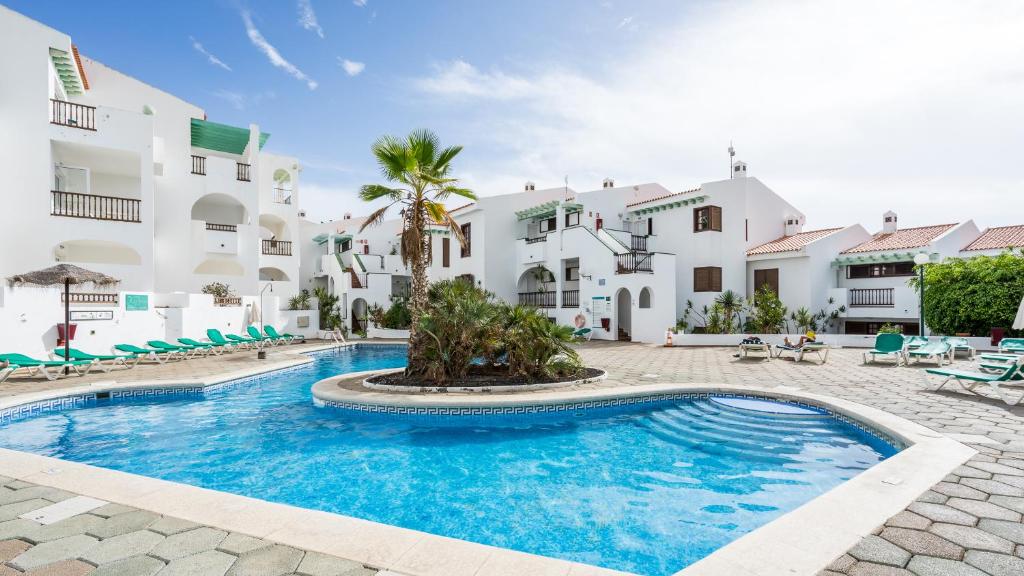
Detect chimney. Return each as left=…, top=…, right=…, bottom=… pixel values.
left=731, top=160, right=747, bottom=178
left=524, top=181, right=535, bottom=191
left=602, top=178, right=615, bottom=189
left=882, top=210, right=898, bottom=234
left=784, top=215, right=803, bottom=236
left=343, top=212, right=352, bottom=220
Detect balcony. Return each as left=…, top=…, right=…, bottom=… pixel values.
left=518, top=291, right=556, bottom=308
left=261, top=239, right=292, bottom=256
left=191, top=155, right=206, bottom=175
left=206, top=223, right=237, bottom=232
left=849, top=288, right=894, bottom=308
left=51, top=190, right=141, bottom=223
left=562, top=289, right=579, bottom=308
left=50, top=99, right=96, bottom=131
left=237, top=163, right=251, bottom=182
left=525, top=236, right=547, bottom=244
left=615, top=252, right=653, bottom=274
left=517, top=236, right=549, bottom=265
left=60, top=292, right=119, bottom=305
left=272, top=187, right=292, bottom=204
left=631, top=235, right=648, bottom=252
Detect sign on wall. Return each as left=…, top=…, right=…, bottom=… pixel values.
left=70, top=310, right=114, bottom=321
left=125, top=294, right=148, bottom=311
left=591, top=296, right=611, bottom=327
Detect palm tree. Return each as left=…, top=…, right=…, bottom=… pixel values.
left=359, top=130, right=476, bottom=373
left=714, top=290, right=744, bottom=333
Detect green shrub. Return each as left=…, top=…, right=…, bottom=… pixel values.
left=288, top=290, right=311, bottom=311
left=878, top=322, right=902, bottom=334
left=746, top=285, right=788, bottom=333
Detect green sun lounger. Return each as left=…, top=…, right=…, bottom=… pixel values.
left=148, top=340, right=205, bottom=359
left=999, top=338, right=1024, bottom=354
left=263, top=325, right=299, bottom=344
left=214, top=330, right=259, bottom=349
left=114, top=344, right=182, bottom=363
left=903, top=336, right=928, bottom=350
left=179, top=338, right=226, bottom=354
left=53, top=348, right=140, bottom=371
left=863, top=333, right=906, bottom=366
left=927, top=358, right=1024, bottom=406
left=907, top=341, right=952, bottom=366
left=246, top=326, right=278, bottom=346
left=0, top=364, right=20, bottom=384
left=0, top=353, right=96, bottom=381
left=206, top=329, right=244, bottom=349
left=942, top=336, right=976, bottom=359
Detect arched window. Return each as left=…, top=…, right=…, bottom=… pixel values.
left=639, top=287, right=652, bottom=309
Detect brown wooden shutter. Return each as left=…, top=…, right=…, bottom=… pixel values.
left=710, top=206, right=722, bottom=231
left=442, top=237, right=450, bottom=267
left=711, top=267, right=722, bottom=291
left=754, top=268, right=779, bottom=294
left=694, top=267, right=708, bottom=292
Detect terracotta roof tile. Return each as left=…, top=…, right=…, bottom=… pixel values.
left=840, top=224, right=957, bottom=254
left=626, top=187, right=701, bottom=208
left=71, top=44, right=89, bottom=90
left=962, top=225, right=1024, bottom=252
left=746, top=228, right=844, bottom=256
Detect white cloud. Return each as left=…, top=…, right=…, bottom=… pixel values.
left=211, top=90, right=276, bottom=111
left=353, top=0, right=367, bottom=7
left=409, top=0, right=1024, bottom=230
left=297, top=0, right=324, bottom=38
left=338, top=58, right=366, bottom=76
left=242, top=11, right=318, bottom=90
left=190, top=37, right=231, bottom=71
left=616, top=16, right=637, bottom=31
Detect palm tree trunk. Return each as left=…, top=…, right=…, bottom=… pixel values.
left=406, top=206, right=430, bottom=375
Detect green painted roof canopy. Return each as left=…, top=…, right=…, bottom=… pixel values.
left=515, top=200, right=563, bottom=221
left=49, top=48, right=83, bottom=96
left=190, top=118, right=270, bottom=155
left=830, top=251, right=934, bottom=267
left=628, top=195, right=708, bottom=216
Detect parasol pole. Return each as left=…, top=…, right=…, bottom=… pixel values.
left=64, top=278, right=70, bottom=375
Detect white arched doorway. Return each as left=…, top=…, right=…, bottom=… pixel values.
left=351, top=298, right=368, bottom=333
left=616, top=288, right=631, bottom=342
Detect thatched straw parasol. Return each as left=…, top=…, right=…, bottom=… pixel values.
left=7, top=264, right=120, bottom=373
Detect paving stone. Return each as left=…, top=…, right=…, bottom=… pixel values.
left=22, top=559, right=95, bottom=576
left=82, top=529, right=164, bottom=565
left=90, top=555, right=165, bottom=576
left=226, top=544, right=303, bottom=576
left=87, top=510, right=159, bottom=539
left=0, top=565, right=21, bottom=576
left=970, top=462, right=1024, bottom=476
left=917, top=491, right=950, bottom=504
left=218, top=533, right=271, bottom=556
left=25, top=514, right=105, bottom=544
left=879, top=527, right=964, bottom=560
left=930, top=483, right=987, bottom=501
left=0, top=499, right=52, bottom=522
left=294, top=551, right=364, bottom=576
left=0, top=476, right=12, bottom=485
left=885, top=511, right=932, bottom=530
left=847, top=562, right=914, bottom=575
left=987, top=495, right=1024, bottom=515
left=946, top=498, right=1023, bottom=522
left=992, top=474, right=1024, bottom=488
left=148, top=517, right=201, bottom=536
left=825, top=553, right=857, bottom=572
left=0, top=538, right=32, bottom=562
left=157, top=549, right=237, bottom=576
left=0, top=518, right=40, bottom=540
left=905, top=555, right=988, bottom=576
left=89, top=504, right=137, bottom=519
left=849, top=535, right=911, bottom=567
left=907, top=503, right=978, bottom=526
left=5, top=481, right=34, bottom=490
left=0, top=487, right=75, bottom=506
left=959, top=478, right=1024, bottom=497
left=963, top=550, right=1024, bottom=576
left=929, top=523, right=1015, bottom=554
left=977, top=519, right=1024, bottom=545
left=150, top=527, right=227, bottom=562
left=10, top=534, right=98, bottom=571
left=953, top=465, right=993, bottom=479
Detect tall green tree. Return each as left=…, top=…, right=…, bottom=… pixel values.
left=359, top=130, right=477, bottom=373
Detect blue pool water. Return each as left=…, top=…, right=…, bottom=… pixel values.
left=0, top=346, right=897, bottom=575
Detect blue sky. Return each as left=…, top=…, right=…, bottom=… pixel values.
left=9, top=1, right=1024, bottom=229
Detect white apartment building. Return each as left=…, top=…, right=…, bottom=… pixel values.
left=0, top=6, right=310, bottom=356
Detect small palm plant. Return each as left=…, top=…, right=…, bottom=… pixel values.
left=791, top=307, right=815, bottom=333
left=359, top=130, right=476, bottom=375
left=714, top=290, right=744, bottom=333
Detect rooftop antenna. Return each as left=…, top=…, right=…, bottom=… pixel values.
left=564, top=175, right=569, bottom=199
left=728, top=141, right=736, bottom=179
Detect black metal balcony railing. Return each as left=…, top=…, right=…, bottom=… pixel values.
left=213, top=296, right=242, bottom=307
left=615, top=252, right=653, bottom=274
left=191, top=155, right=206, bottom=175
left=206, top=222, right=237, bottom=232
left=562, top=289, right=579, bottom=308
left=849, top=288, right=894, bottom=308
left=525, top=236, right=547, bottom=244
left=261, top=239, right=292, bottom=256
left=631, top=235, right=648, bottom=252
left=272, top=187, right=292, bottom=204
left=237, top=163, right=251, bottom=182
left=518, top=291, right=556, bottom=308
left=50, top=99, right=96, bottom=131
left=61, top=292, right=119, bottom=305
left=51, top=190, right=141, bottom=223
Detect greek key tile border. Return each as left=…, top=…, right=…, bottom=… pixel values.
left=318, top=391, right=907, bottom=450
left=0, top=393, right=98, bottom=424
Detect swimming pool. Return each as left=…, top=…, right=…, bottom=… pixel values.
left=0, top=345, right=898, bottom=576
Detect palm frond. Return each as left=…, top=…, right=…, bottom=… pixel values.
left=407, top=129, right=439, bottom=170
left=359, top=184, right=403, bottom=203
left=433, top=145, right=463, bottom=173
left=359, top=204, right=396, bottom=232
left=371, top=135, right=414, bottom=183
left=436, top=185, right=476, bottom=202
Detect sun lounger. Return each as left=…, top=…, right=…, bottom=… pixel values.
left=903, top=336, right=928, bottom=350
left=0, top=364, right=19, bottom=384
left=247, top=326, right=278, bottom=346
left=263, top=325, right=298, bottom=344
left=53, top=348, right=140, bottom=372
left=572, top=327, right=593, bottom=341
left=907, top=341, right=952, bottom=366
left=863, top=333, right=906, bottom=366
left=774, top=341, right=829, bottom=363
left=0, top=353, right=96, bottom=381
left=206, top=329, right=243, bottom=350
left=998, top=338, right=1024, bottom=354
left=943, top=336, right=976, bottom=359
left=147, top=340, right=206, bottom=359
left=225, top=333, right=261, bottom=349
left=739, top=342, right=771, bottom=361
left=114, top=344, right=181, bottom=363
left=927, top=358, right=1024, bottom=406
left=179, top=338, right=226, bottom=354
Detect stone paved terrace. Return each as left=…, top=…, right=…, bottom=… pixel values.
left=2, top=340, right=1024, bottom=575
